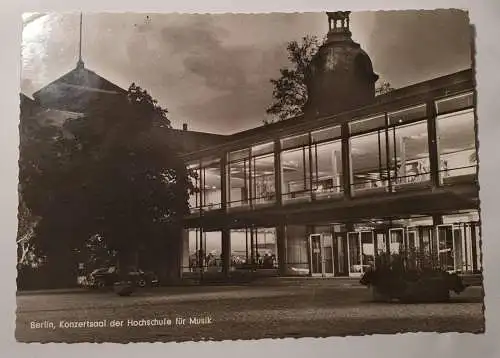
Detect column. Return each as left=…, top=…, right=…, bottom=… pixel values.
left=427, top=100, right=440, bottom=188
left=341, top=123, right=352, bottom=199
left=181, top=228, right=190, bottom=276
left=385, top=223, right=391, bottom=253
left=471, top=223, right=478, bottom=273
left=221, top=153, right=228, bottom=211
left=432, top=214, right=442, bottom=267
left=274, top=139, right=283, bottom=206
left=276, top=223, right=287, bottom=276
left=221, top=227, right=231, bottom=277
left=306, top=225, right=314, bottom=276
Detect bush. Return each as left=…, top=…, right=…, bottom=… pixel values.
left=360, top=251, right=466, bottom=303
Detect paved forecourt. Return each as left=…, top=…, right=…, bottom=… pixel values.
left=16, top=280, right=484, bottom=342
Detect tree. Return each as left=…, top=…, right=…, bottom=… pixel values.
left=265, top=36, right=395, bottom=123
left=16, top=195, right=41, bottom=268
left=265, top=36, right=322, bottom=123
left=19, top=84, right=194, bottom=286
left=375, top=81, right=395, bottom=96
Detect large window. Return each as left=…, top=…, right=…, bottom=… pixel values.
left=250, top=143, right=276, bottom=206
left=349, top=114, right=389, bottom=193
left=227, top=149, right=250, bottom=208
left=281, top=134, right=312, bottom=202
left=186, top=229, right=222, bottom=272
left=227, top=143, right=276, bottom=208
left=281, top=127, right=343, bottom=203
left=436, top=92, right=477, bottom=184
left=188, top=157, right=222, bottom=213
left=229, top=228, right=277, bottom=269
left=387, top=105, right=430, bottom=189
left=311, top=126, right=343, bottom=199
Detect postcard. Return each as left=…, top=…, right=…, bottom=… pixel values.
left=16, top=9, right=484, bottom=343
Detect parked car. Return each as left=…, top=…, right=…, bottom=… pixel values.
left=87, top=266, right=159, bottom=289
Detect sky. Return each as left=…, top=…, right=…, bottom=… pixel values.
left=21, top=10, right=472, bottom=134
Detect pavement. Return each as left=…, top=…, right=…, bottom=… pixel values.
left=16, top=278, right=484, bottom=343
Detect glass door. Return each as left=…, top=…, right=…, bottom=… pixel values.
left=347, top=232, right=362, bottom=277
left=406, top=227, right=419, bottom=268
left=436, top=225, right=455, bottom=272
left=308, top=233, right=334, bottom=277
left=309, top=234, right=323, bottom=276
left=360, top=231, right=375, bottom=271
left=453, top=225, right=465, bottom=272
left=389, top=228, right=405, bottom=254
left=334, top=232, right=348, bottom=276
left=322, top=233, right=335, bottom=276
left=406, top=228, right=419, bottom=251
left=375, top=231, right=387, bottom=256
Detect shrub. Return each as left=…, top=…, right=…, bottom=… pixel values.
left=360, top=250, right=466, bottom=303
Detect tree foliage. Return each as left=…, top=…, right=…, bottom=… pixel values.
left=265, top=36, right=322, bottom=123
left=265, top=36, right=395, bottom=124
left=19, top=84, right=192, bottom=276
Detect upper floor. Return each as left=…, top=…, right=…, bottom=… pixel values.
left=182, top=69, right=478, bottom=218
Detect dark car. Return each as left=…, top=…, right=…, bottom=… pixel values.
left=88, top=266, right=159, bottom=288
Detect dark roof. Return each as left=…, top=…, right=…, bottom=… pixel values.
left=159, top=129, right=229, bottom=154
left=32, top=65, right=127, bottom=113
left=33, top=66, right=126, bottom=96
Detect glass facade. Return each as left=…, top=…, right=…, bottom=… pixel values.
left=184, top=89, right=481, bottom=277
left=188, top=157, right=222, bottom=213
left=250, top=143, right=276, bottom=206
left=349, top=115, right=388, bottom=193
left=281, top=134, right=311, bottom=202
left=187, top=91, right=478, bottom=212
left=436, top=92, right=477, bottom=184
left=311, top=127, right=343, bottom=199
left=387, top=105, right=430, bottom=189
left=184, top=229, right=222, bottom=272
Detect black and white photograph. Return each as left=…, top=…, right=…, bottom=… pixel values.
left=16, top=9, right=485, bottom=343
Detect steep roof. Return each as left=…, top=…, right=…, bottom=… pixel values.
left=32, top=65, right=127, bottom=113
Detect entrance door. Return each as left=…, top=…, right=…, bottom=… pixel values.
left=322, top=233, right=335, bottom=276
left=347, top=231, right=375, bottom=277
left=347, top=232, right=362, bottom=277
left=334, top=232, right=348, bottom=276
left=436, top=225, right=456, bottom=272
left=375, top=231, right=387, bottom=256
left=308, top=234, right=335, bottom=277
left=309, top=234, right=323, bottom=276
left=389, top=228, right=405, bottom=254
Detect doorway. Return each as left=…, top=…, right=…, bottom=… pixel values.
left=308, top=233, right=335, bottom=277
left=347, top=231, right=375, bottom=277
left=334, top=232, right=349, bottom=276
left=436, top=224, right=456, bottom=272
left=389, top=228, right=405, bottom=254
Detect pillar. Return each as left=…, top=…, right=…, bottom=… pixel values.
left=471, top=223, right=478, bottom=273
left=341, top=123, right=352, bottom=199
left=276, top=223, right=287, bottom=276
left=427, top=100, right=440, bottom=188
left=221, top=153, right=228, bottom=211
left=274, top=139, right=282, bottom=205
left=221, top=227, right=231, bottom=277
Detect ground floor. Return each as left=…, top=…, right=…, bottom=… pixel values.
left=182, top=209, right=481, bottom=278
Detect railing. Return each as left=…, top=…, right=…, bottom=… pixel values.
left=439, top=164, right=478, bottom=185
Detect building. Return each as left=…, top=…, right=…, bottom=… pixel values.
left=180, top=12, right=480, bottom=279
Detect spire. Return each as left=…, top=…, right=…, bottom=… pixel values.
left=76, top=12, right=85, bottom=69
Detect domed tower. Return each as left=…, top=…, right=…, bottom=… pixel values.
left=304, top=11, right=379, bottom=118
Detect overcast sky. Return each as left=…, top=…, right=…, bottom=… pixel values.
left=21, top=10, right=472, bottom=134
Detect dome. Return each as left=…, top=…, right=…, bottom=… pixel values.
left=304, top=12, right=379, bottom=118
